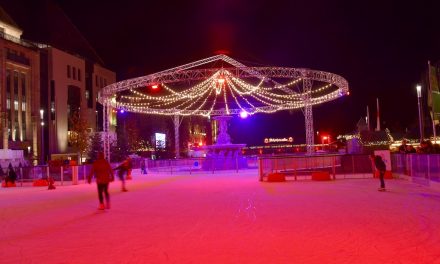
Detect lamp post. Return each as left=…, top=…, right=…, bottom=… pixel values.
left=416, top=85, right=424, bottom=143
left=40, top=109, right=45, bottom=165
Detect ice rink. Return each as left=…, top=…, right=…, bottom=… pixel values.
left=1, top=169, right=440, bottom=264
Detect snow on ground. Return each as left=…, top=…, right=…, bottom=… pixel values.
left=1, top=169, right=440, bottom=264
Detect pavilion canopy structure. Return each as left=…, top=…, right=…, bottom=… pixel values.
left=98, top=55, right=349, bottom=158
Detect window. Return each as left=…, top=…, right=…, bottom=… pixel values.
left=50, top=81, right=55, bottom=120
left=67, top=65, right=71, bottom=78
left=95, top=75, right=98, bottom=86
left=85, top=90, right=90, bottom=100
left=14, top=100, right=18, bottom=110
left=13, top=71, right=18, bottom=99
left=22, top=102, right=26, bottom=112
left=21, top=73, right=26, bottom=97
left=72, top=67, right=76, bottom=80
left=6, top=99, right=10, bottom=109
left=6, top=69, right=11, bottom=93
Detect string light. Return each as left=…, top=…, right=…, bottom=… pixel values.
left=111, top=69, right=347, bottom=116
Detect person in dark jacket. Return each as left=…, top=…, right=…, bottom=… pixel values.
left=140, top=159, right=147, bottom=174
left=371, top=154, right=386, bottom=191
left=88, top=152, right=114, bottom=210
left=114, top=158, right=129, bottom=192
left=4, top=163, right=17, bottom=186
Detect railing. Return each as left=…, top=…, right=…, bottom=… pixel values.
left=1, top=164, right=93, bottom=187
left=146, top=156, right=259, bottom=174
left=258, top=154, right=374, bottom=181
left=10, top=153, right=439, bottom=187
left=391, top=153, right=440, bottom=185
left=0, top=31, right=36, bottom=49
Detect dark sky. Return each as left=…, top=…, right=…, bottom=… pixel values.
left=4, top=0, right=440, bottom=144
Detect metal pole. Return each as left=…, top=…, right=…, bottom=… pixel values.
left=428, top=61, right=437, bottom=144
left=417, top=85, right=424, bottom=142
left=174, top=115, right=180, bottom=159
left=40, top=109, right=45, bottom=165
left=303, top=79, right=314, bottom=155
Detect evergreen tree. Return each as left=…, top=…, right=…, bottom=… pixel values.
left=88, top=132, right=103, bottom=161
left=111, top=124, right=130, bottom=162
left=69, top=111, right=91, bottom=163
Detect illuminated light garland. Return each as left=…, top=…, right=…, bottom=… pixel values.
left=101, top=65, right=349, bottom=116
left=226, top=77, right=256, bottom=112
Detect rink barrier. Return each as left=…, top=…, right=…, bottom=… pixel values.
left=257, top=154, right=375, bottom=181
left=2, top=154, right=439, bottom=187
left=391, top=153, right=440, bottom=186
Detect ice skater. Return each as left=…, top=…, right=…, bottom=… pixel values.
left=114, top=158, right=130, bottom=192
left=140, top=159, right=147, bottom=174
left=371, top=154, right=386, bottom=191
left=4, top=163, right=17, bottom=187
left=87, top=152, right=114, bottom=210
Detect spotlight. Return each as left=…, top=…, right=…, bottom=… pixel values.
left=239, top=111, right=248, bottom=119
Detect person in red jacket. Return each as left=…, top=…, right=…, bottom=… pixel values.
left=88, top=152, right=114, bottom=210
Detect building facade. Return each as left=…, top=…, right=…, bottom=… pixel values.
left=41, top=47, right=116, bottom=159
left=0, top=13, right=40, bottom=160
left=1, top=6, right=116, bottom=163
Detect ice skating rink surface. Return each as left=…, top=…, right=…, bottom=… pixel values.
left=1, top=170, right=440, bottom=264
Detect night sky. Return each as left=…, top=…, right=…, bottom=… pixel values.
left=3, top=0, right=440, bottom=145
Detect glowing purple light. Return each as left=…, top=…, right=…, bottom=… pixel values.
left=239, top=111, right=248, bottom=119
left=120, top=109, right=125, bottom=114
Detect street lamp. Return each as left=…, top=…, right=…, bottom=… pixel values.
left=416, top=85, right=424, bottom=143
left=40, top=109, right=45, bottom=165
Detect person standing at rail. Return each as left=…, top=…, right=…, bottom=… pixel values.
left=370, top=154, right=386, bottom=191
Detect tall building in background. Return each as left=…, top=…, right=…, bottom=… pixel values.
left=0, top=7, right=40, bottom=160
left=0, top=3, right=116, bottom=162
left=39, top=47, right=116, bottom=156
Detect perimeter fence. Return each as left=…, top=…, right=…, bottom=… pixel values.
left=391, top=153, right=440, bottom=186
left=257, top=154, right=374, bottom=181
left=2, top=153, right=439, bottom=187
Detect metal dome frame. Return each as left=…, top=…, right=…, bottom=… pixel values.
left=98, top=55, right=349, bottom=159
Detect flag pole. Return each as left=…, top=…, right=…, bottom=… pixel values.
left=428, top=60, right=437, bottom=143
left=367, top=105, right=370, bottom=131
left=376, top=98, right=380, bottom=131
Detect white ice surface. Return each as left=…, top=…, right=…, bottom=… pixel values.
left=1, top=170, right=440, bottom=264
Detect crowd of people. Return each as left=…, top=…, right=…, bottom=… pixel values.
left=397, top=139, right=440, bottom=154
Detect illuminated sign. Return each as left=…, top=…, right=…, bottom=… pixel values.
left=155, top=133, right=166, bottom=149
left=264, top=137, right=294, bottom=144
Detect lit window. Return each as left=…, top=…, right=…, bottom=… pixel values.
left=6, top=99, right=10, bottom=109
left=85, top=90, right=90, bottom=100
left=14, top=100, right=18, bottom=110
left=22, top=102, right=26, bottom=112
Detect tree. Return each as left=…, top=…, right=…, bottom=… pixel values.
left=69, top=111, right=90, bottom=163
left=111, top=123, right=130, bottom=162
left=125, top=118, right=141, bottom=151
left=88, top=132, right=103, bottom=162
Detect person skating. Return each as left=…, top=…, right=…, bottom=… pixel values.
left=4, top=163, right=17, bottom=187
left=371, top=154, right=386, bottom=191
left=114, top=158, right=130, bottom=192
left=87, top=152, right=114, bottom=210
left=140, top=159, right=147, bottom=174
